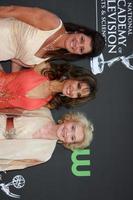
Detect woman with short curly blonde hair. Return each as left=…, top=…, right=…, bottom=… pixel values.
left=0, top=108, right=93, bottom=171
left=58, top=112, right=94, bottom=151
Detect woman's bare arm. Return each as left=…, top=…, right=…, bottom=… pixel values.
left=11, top=61, right=22, bottom=72
left=0, top=5, right=60, bottom=30
left=0, top=108, right=24, bottom=116
left=2, top=159, right=43, bottom=171
left=11, top=59, right=35, bottom=72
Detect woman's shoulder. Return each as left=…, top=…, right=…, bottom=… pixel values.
left=22, top=107, right=53, bottom=120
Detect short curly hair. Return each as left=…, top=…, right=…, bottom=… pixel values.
left=59, top=112, right=94, bottom=151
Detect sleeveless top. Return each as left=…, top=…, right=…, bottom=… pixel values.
left=0, top=18, right=63, bottom=65
left=0, top=107, right=57, bottom=171
left=0, top=69, right=52, bottom=110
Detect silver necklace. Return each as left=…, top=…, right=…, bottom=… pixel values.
left=42, top=32, right=67, bottom=51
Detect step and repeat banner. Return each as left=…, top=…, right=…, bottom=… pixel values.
left=91, top=0, right=133, bottom=74
left=0, top=1, right=133, bottom=200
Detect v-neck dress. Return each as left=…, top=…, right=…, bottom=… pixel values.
left=0, top=69, right=52, bottom=110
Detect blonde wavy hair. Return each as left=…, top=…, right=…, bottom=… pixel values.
left=58, top=112, right=94, bottom=151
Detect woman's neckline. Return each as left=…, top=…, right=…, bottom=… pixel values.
left=35, top=25, right=66, bottom=58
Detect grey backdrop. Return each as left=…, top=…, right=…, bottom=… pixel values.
left=0, top=1, right=133, bottom=200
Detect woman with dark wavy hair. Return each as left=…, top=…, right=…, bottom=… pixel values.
left=0, top=5, right=105, bottom=71
left=48, top=23, right=105, bottom=61
left=0, top=62, right=97, bottom=110
left=41, top=62, right=97, bottom=109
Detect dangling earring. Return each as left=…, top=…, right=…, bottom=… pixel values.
left=57, top=119, right=63, bottom=124
left=60, top=76, right=67, bottom=81
left=60, top=93, right=65, bottom=97
left=58, top=140, right=63, bottom=144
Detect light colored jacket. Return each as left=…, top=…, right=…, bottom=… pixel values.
left=0, top=107, right=57, bottom=171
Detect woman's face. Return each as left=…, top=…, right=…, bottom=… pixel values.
left=62, top=80, right=90, bottom=98
left=65, top=33, right=92, bottom=55
left=57, top=120, right=84, bottom=144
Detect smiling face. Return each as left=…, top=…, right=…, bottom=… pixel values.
left=62, top=80, right=90, bottom=98
left=56, top=120, right=84, bottom=144
left=64, top=33, right=92, bottom=55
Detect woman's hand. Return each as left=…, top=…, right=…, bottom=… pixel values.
left=11, top=58, right=35, bottom=72
left=11, top=60, right=22, bottom=72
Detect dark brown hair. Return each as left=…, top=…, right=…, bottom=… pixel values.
left=46, top=23, right=105, bottom=61
left=41, top=62, right=97, bottom=109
